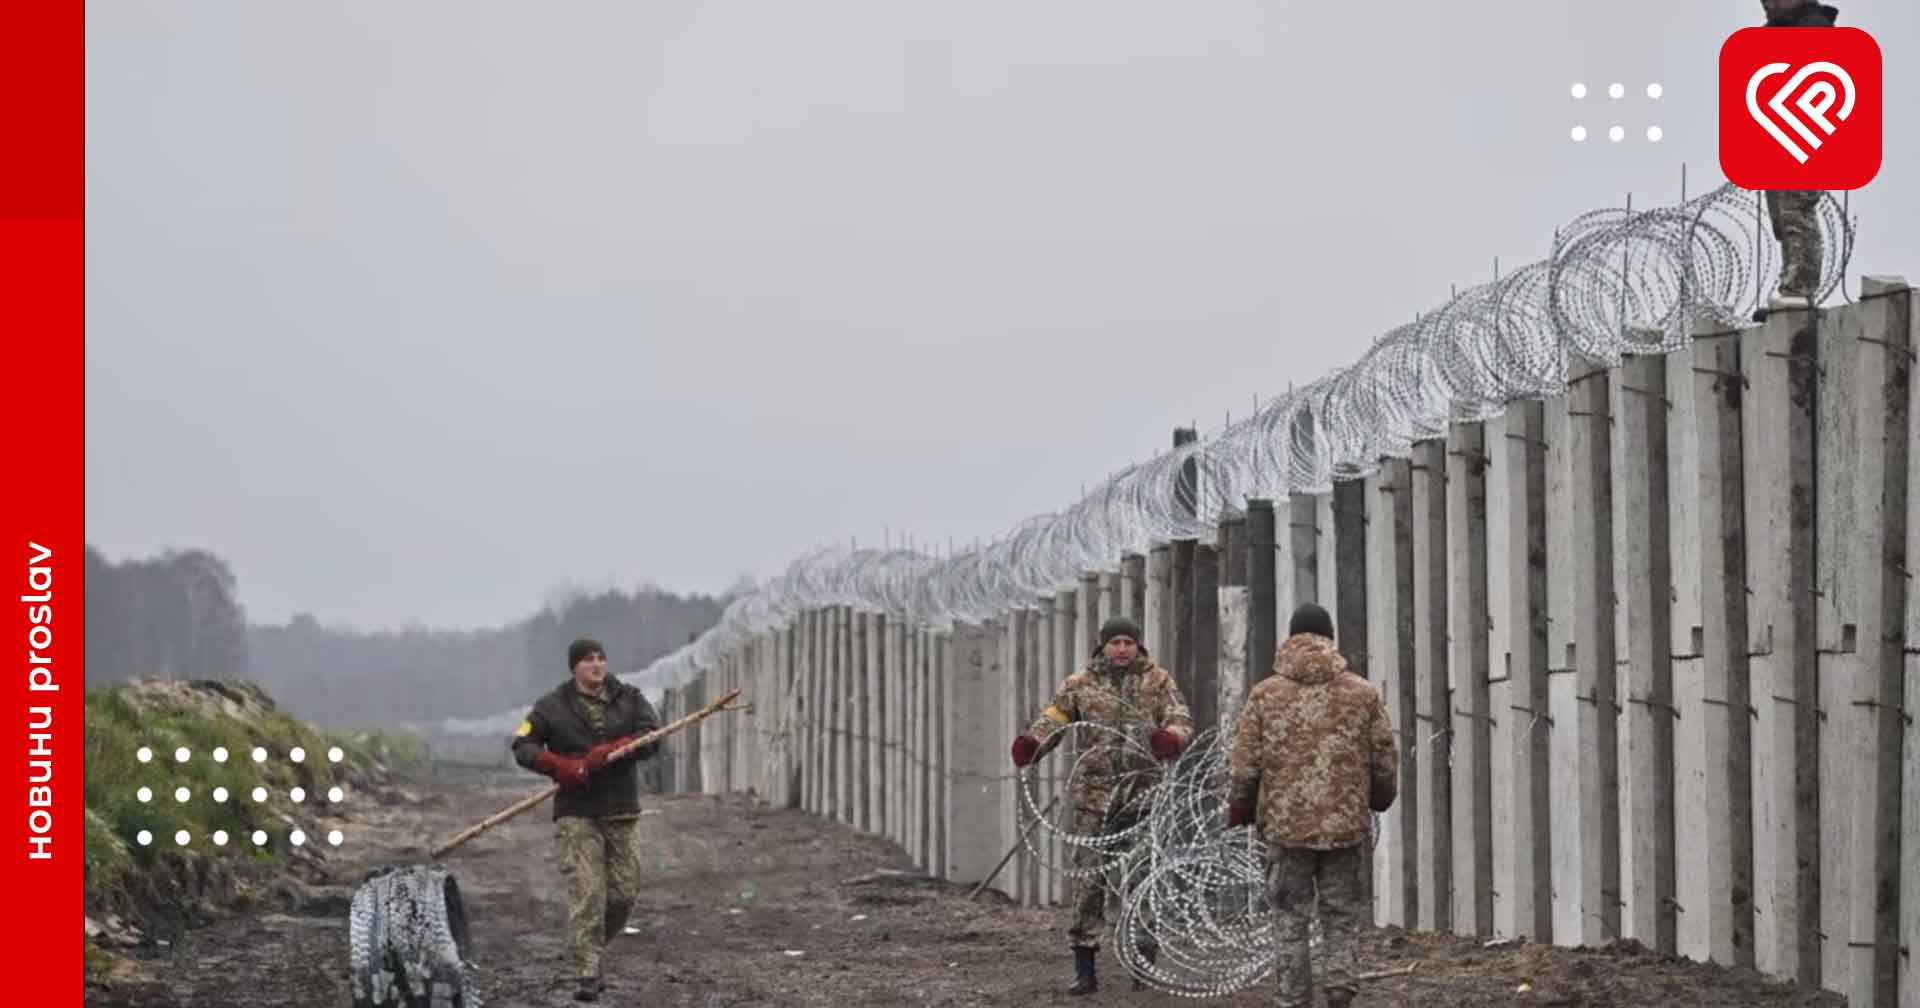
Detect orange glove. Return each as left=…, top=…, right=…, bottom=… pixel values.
left=584, top=735, right=637, bottom=772
left=1010, top=735, right=1040, bottom=767
left=533, top=750, right=590, bottom=791
left=1149, top=729, right=1183, bottom=761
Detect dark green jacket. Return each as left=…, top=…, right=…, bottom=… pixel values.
left=1767, top=3, right=1838, bottom=26
left=510, top=675, right=661, bottom=820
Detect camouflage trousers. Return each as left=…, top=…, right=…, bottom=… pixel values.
left=1766, top=189, right=1824, bottom=298
left=1067, top=805, right=1147, bottom=951
left=1268, top=844, right=1365, bottom=1008
left=557, top=814, right=640, bottom=979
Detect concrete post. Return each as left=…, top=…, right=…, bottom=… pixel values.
left=1364, top=463, right=1417, bottom=928
left=1500, top=402, right=1553, bottom=945
left=1192, top=542, right=1221, bottom=734
left=1080, top=572, right=1102, bottom=660
left=810, top=610, right=825, bottom=816
left=1122, top=553, right=1147, bottom=623
left=1447, top=422, right=1494, bottom=938
left=1218, top=515, right=1248, bottom=716
left=685, top=671, right=705, bottom=795
left=1892, top=280, right=1920, bottom=1008
left=1743, top=305, right=1821, bottom=982
left=1820, top=277, right=1912, bottom=1004
left=1013, top=609, right=1038, bottom=907
left=1288, top=492, right=1319, bottom=613
left=1219, top=586, right=1250, bottom=722
left=1147, top=545, right=1172, bottom=666
left=1101, top=571, right=1122, bottom=630
left=1688, top=325, right=1756, bottom=968
left=1248, top=499, right=1279, bottom=689
left=1569, top=366, right=1622, bottom=946
left=931, top=631, right=949, bottom=879
left=1316, top=492, right=1340, bottom=630
left=855, top=613, right=873, bottom=831
left=837, top=607, right=855, bottom=825
left=1171, top=539, right=1197, bottom=702
left=1221, top=514, right=1248, bottom=586
left=1411, top=438, right=1453, bottom=931
left=869, top=613, right=888, bottom=835
left=1053, top=588, right=1077, bottom=906
left=1335, top=478, right=1370, bottom=673
left=1613, top=354, right=1677, bottom=955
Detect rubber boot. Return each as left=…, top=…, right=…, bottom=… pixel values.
left=1067, top=947, right=1098, bottom=995
left=1132, top=942, right=1158, bottom=991
left=573, top=976, right=603, bottom=1002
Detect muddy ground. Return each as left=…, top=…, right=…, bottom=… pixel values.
left=86, top=764, right=1841, bottom=1007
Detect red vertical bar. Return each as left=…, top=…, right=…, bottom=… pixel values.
left=0, top=2, right=84, bottom=1005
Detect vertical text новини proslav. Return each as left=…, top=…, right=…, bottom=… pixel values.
left=25, top=542, right=54, bottom=859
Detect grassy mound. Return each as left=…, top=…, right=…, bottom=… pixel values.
left=84, top=679, right=429, bottom=966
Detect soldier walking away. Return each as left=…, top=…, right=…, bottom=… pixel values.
left=1226, top=604, right=1399, bottom=1008
left=1753, top=0, right=1840, bottom=322
left=1009, top=616, right=1193, bottom=995
left=510, top=637, right=663, bottom=1002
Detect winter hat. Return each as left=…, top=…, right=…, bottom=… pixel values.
left=567, top=637, right=607, bottom=670
left=1288, top=603, right=1335, bottom=640
left=1099, top=616, right=1143, bottom=647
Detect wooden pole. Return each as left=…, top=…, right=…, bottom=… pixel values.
left=429, top=688, right=745, bottom=859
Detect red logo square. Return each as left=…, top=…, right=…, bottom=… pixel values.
left=1719, top=27, right=1881, bottom=190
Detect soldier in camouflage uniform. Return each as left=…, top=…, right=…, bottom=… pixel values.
left=1756, top=0, right=1840, bottom=320
left=1010, top=616, right=1193, bottom=995
left=511, top=638, right=662, bottom=1002
left=1227, top=604, right=1398, bottom=1008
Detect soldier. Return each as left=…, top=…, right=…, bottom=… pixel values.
left=511, top=637, right=662, bottom=1002
left=1754, top=0, right=1840, bottom=321
left=1226, top=604, right=1398, bottom=1008
left=1009, top=615, right=1193, bottom=995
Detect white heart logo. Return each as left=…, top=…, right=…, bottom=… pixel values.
left=1745, top=60, right=1857, bottom=164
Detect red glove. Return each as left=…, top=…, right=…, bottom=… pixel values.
left=585, top=735, right=637, bottom=772
left=1149, top=729, right=1183, bottom=761
left=1010, top=735, right=1040, bottom=767
left=533, top=750, right=590, bottom=791
left=1226, top=800, right=1255, bottom=829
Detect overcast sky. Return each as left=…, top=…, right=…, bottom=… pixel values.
left=86, top=1, right=1917, bottom=631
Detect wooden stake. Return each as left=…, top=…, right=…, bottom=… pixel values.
left=429, top=688, right=744, bottom=859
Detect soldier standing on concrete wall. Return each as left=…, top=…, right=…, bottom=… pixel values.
left=1226, top=604, right=1398, bottom=1008
left=1753, top=0, right=1840, bottom=321
left=1009, top=616, right=1193, bottom=996
left=511, top=637, right=663, bottom=1002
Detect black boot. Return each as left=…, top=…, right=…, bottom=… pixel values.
left=1132, top=942, right=1158, bottom=992
left=1067, top=947, right=1098, bottom=995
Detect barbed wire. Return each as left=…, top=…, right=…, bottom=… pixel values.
left=637, top=184, right=1853, bottom=691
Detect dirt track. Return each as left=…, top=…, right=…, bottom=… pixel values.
left=85, top=764, right=1841, bottom=1007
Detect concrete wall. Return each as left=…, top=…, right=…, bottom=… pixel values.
left=655, top=282, right=1918, bottom=1006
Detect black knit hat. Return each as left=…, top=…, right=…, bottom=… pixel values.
left=1288, top=603, right=1335, bottom=640
left=1099, top=616, right=1143, bottom=647
left=567, top=637, right=607, bottom=670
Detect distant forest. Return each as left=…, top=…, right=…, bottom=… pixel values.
left=84, top=545, right=730, bottom=728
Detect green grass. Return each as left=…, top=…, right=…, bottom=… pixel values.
left=84, top=683, right=414, bottom=907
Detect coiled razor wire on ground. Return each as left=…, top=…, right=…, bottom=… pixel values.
left=634, top=184, right=1852, bottom=695
left=1008, top=716, right=1361, bottom=996
left=351, top=864, right=479, bottom=1007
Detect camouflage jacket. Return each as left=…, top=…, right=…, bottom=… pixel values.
left=1227, top=634, right=1398, bottom=849
left=1022, top=655, right=1193, bottom=814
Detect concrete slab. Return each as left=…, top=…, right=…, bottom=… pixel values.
left=1612, top=354, right=1676, bottom=954
left=1569, top=366, right=1621, bottom=947
left=1742, top=307, right=1820, bottom=982
left=1412, top=438, right=1453, bottom=932
left=1366, top=458, right=1417, bottom=928
left=1447, top=422, right=1494, bottom=938
left=1543, top=393, right=1583, bottom=946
